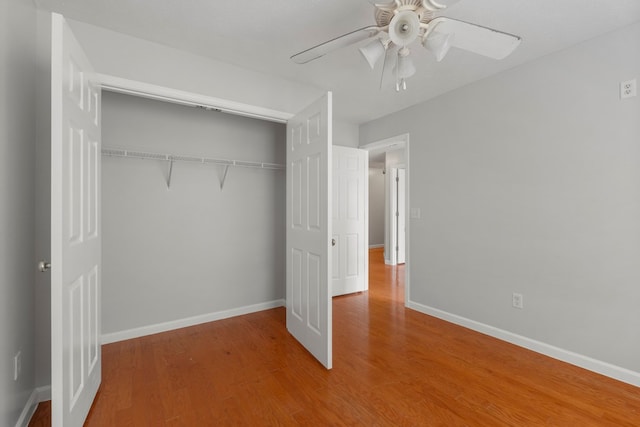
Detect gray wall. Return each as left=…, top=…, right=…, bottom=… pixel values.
left=368, top=168, right=385, bottom=247
left=34, top=8, right=52, bottom=392
left=360, top=22, right=640, bottom=374
left=334, top=120, right=359, bottom=148
left=0, top=0, right=38, bottom=424
left=102, top=92, right=286, bottom=335
left=66, top=19, right=318, bottom=120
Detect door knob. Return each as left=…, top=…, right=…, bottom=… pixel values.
left=38, top=261, right=51, bottom=272
left=332, top=238, right=336, bottom=247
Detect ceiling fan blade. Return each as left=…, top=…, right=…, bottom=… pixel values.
left=430, top=17, right=521, bottom=60
left=291, top=26, right=381, bottom=64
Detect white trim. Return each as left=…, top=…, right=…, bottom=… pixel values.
left=360, top=134, right=409, bottom=152
left=408, top=300, right=640, bottom=388
left=101, top=299, right=286, bottom=344
left=15, top=389, right=38, bottom=427
left=15, top=389, right=37, bottom=427
left=37, top=385, right=52, bottom=402
left=364, top=151, right=370, bottom=293
left=16, top=386, right=52, bottom=427
left=96, top=74, right=293, bottom=124
left=369, top=244, right=384, bottom=248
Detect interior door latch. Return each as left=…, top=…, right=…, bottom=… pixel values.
left=38, top=261, right=51, bottom=272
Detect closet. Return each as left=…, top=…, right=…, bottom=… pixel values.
left=101, top=91, right=286, bottom=340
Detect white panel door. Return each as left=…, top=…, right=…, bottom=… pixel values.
left=397, top=168, right=406, bottom=264
left=51, top=13, right=102, bottom=427
left=332, top=146, right=368, bottom=296
left=286, top=93, right=332, bottom=369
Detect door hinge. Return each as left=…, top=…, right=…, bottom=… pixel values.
left=396, top=176, right=399, bottom=182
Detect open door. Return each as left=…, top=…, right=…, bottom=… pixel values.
left=332, top=146, right=368, bottom=296
left=51, top=13, right=102, bottom=426
left=396, top=168, right=406, bottom=264
left=286, top=93, right=333, bottom=369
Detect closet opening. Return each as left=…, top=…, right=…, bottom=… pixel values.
left=100, top=90, right=287, bottom=343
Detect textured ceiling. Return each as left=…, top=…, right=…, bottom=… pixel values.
left=36, top=0, right=640, bottom=124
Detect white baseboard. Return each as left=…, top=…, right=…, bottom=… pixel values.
left=101, top=299, right=286, bottom=344
left=15, top=385, right=53, bottom=427
left=369, top=244, right=384, bottom=249
left=408, top=300, right=640, bottom=388
left=15, top=389, right=37, bottom=427
left=37, top=385, right=51, bottom=402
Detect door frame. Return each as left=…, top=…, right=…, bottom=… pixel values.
left=361, top=133, right=411, bottom=307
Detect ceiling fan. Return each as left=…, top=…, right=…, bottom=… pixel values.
left=290, top=0, right=521, bottom=91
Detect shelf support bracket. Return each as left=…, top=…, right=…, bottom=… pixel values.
left=219, top=164, right=230, bottom=190
left=167, top=157, right=174, bottom=189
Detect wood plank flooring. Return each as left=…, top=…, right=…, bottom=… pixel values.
left=30, top=248, right=640, bottom=426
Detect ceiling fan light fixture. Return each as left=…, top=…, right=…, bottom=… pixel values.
left=394, top=47, right=416, bottom=79
left=359, top=38, right=386, bottom=69
left=423, top=31, right=454, bottom=62
left=388, top=10, right=421, bottom=46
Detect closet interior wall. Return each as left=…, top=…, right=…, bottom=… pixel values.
left=102, top=91, right=286, bottom=337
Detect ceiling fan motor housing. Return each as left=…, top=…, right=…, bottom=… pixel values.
left=375, top=0, right=435, bottom=28
left=388, top=10, right=421, bottom=46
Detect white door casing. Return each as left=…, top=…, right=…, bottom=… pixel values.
left=332, top=146, right=368, bottom=297
left=51, top=13, right=102, bottom=427
left=286, top=93, right=333, bottom=369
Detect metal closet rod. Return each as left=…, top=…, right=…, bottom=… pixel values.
left=101, top=147, right=284, bottom=190
left=101, top=147, right=284, bottom=170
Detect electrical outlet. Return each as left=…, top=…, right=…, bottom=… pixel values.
left=14, top=351, right=21, bottom=381
left=620, top=79, right=637, bottom=99
left=512, top=293, right=524, bottom=309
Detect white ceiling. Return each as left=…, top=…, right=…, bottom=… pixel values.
left=36, top=0, right=640, bottom=124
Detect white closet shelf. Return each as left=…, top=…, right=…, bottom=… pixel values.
left=101, top=147, right=285, bottom=170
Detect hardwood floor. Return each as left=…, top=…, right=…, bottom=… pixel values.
left=30, top=248, right=640, bottom=426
